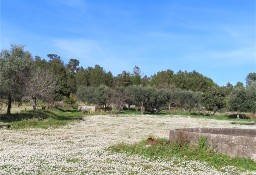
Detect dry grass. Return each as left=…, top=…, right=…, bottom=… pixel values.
left=0, top=105, right=33, bottom=114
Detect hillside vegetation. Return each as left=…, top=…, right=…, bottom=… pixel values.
left=0, top=45, right=256, bottom=118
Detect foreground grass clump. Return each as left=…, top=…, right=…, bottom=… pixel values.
left=109, top=137, right=256, bottom=172
left=0, top=108, right=81, bottom=129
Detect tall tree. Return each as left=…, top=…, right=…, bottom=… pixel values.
left=172, top=70, right=216, bottom=92
left=76, top=67, right=90, bottom=87
left=220, top=82, right=233, bottom=96
left=47, top=54, right=70, bottom=99
left=34, top=56, right=48, bottom=69
left=86, top=65, right=113, bottom=87
left=141, top=75, right=150, bottom=86
left=66, top=58, right=80, bottom=73
left=234, top=82, right=244, bottom=88
left=114, top=71, right=132, bottom=87
left=246, top=72, right=256, bottom=87
left=66, top=59, right=80, bottom=94
left=0, top=45, right=33, bottom=114
left=150, top=69, right=174, bottom=88
left=131, top=66, right=142, bottom=85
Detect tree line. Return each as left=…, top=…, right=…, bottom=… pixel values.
left=0, top=45, right=256, bottom=115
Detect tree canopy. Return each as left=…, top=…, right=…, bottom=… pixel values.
left=0, top=45, right=33, bottom=114
left=1, top=44, right=255, bottom=115
left=246, top=72, right=256, bottom=87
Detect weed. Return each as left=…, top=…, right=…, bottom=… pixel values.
left=197, top=136, right=208, bottom=150
left=66, top=158, right=80, bottom=163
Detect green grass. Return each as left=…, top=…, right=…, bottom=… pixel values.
left=0, top=108, right=82, bottom=129
left=118, top=109, right=141, bottom=115
left=162, top=110, right=241, bottom=120
left=186, top=113, right=256, bottom=124
left=66, top=158, right=80, bottom=163
left=108, top=137, right=256, bottom=172
left=231, top=121, right=256, bottom=125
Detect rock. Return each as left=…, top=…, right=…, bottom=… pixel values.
left=0, top=123, right=11, bottom=129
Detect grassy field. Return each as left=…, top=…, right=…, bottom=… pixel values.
left=1, top=113, right=256, bottom=174
left=1, top=106, right=256, bottom=129
left=109, top=137, right=256, bottom=172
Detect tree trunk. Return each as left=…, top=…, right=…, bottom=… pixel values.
left=140, top=102, right=144, bottom=115
left=237, top=112, right=240, bottom=119
left=7, top=94, right=12, bottom=115
left=168, top=103, right=171, bottom=113
left=32, top=96, right=37, bottom=111
left=213, top=106, right=218, bottom=115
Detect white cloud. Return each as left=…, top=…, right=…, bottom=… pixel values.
left=208, top=47, right=256, bottom=65
left=47, top=0, right=87, bottom=12
left=184, top=46, right=256, bottom=67
left=210, top=47, right=256, bottom=61
left=61, top=0, right=87, bottom=10
left=55, top=39, right=98, bottom=59
left=54, top=39, right=132, bottom=74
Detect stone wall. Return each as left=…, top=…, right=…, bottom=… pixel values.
left=169, top=128, right=256, bottom=161
left=78, top=105, right=99, bottom=113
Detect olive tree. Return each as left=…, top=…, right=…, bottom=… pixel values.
left=124, top=86, right=169, bottom=114
left=76, top=86, right=95, bottom=104
left=25, top=67, right=57, bottom=110
left=124, top=85, right=146, bottom=114
left=109, top=87, right=127, bottom=111
left=228, top=87, right=247, bottom=116
left=167, top=89, right=202, bottom=113
left=143, top=88, right=169, bottom=113
left=0, top=45, right=33, bottom=115
left=202, top=87, right=225, bottom=115
left=93, top=85, right=111, bottom=108
left=228, top=85, right=256, bottom=114
left=76, top=85, right=111, bottom=108
left=246, top=84, right=256, bottom=114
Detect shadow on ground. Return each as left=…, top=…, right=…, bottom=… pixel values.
left=227, top=114, right=250, bottom=119
left=0, top=108, right=79, bottom=123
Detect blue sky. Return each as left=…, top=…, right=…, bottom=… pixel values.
left=1, top=0, right=255, bottom=86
